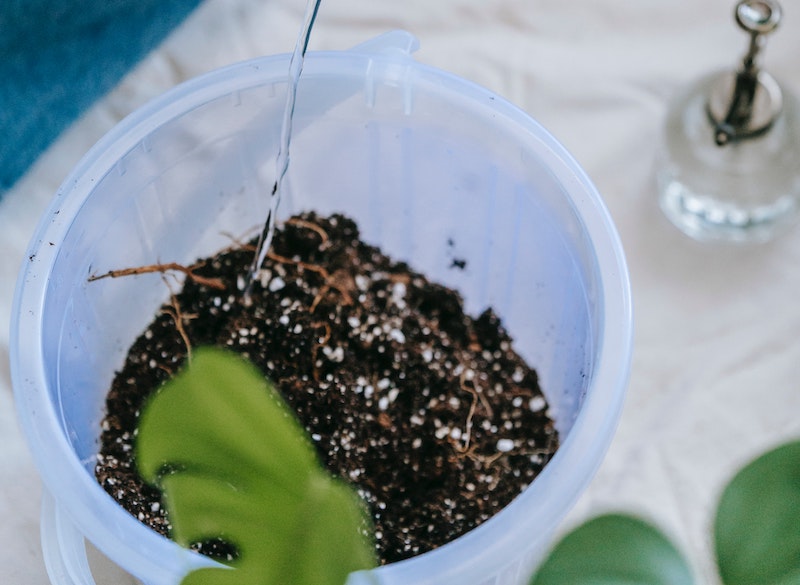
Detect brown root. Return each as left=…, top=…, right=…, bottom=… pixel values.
left=89, top=262, right=225, bottom=290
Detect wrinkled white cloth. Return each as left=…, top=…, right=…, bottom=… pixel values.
left=2, top=0, right=799, bottom=583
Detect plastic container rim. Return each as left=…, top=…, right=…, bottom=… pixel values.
left=10, top=40, right=633, bottom=584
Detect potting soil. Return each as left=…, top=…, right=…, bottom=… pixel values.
left=95, top=212, right=559, bottom=564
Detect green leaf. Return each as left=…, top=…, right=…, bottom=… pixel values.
left=715, top=440, right=800, bottom=585
left=136, top=347, right=377, bottom=585
left=530, top=514, right=694, bottom=585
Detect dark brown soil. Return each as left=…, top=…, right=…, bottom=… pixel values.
left=94, top=212, right=559, bottom=565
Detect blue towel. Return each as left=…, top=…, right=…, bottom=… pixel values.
left=0, top=0, right=204, bottom=197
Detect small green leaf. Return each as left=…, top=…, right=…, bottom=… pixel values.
left=530, top=514, right=694, bottom=585
left=715, top=440, right=800, bottom=585
left=136, top=347, right=377, bottom=585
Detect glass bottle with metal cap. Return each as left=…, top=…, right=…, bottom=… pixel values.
left=657, top=0, right=800, bottom=243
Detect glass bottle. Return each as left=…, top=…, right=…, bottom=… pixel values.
left=657, top=0, right=800, bottom=243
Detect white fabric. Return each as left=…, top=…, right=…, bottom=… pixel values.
left=2, top=0, right=799, bottom=583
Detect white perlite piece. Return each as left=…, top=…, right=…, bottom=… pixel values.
left=269, top=276, right=286, bottom=292
left=529, top=396, right=546, bottom=412
left=496, top=438, right=515, bottom=452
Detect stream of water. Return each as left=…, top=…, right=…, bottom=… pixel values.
left=247, top=0, right=323, bottom=290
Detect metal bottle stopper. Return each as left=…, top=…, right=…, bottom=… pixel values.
left=706, top=0, right=783, bottom=145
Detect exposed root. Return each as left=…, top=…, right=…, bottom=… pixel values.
left=285, top=217, right=330, bottom=247
left=159, top=277, right=195, bottom=360
left=89, top=262, right=225, bottom=290
left=451, top=370, right=480, bottom=456
left=267, top=251, right=353, bottom=311
left=450, top=369, right=507, bottom=466
left=267, top=251, right=327, bottom=277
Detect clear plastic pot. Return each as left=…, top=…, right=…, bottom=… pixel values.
left=11, top=31, right=632, bottom=585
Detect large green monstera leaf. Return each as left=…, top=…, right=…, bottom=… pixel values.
left=136, top=347, right=377, bottom=585
left=530, top=440, right=800, bottom=585
left=714, top=440, right=800, bottom=585
left=530, top=514, right=694, bottom=585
